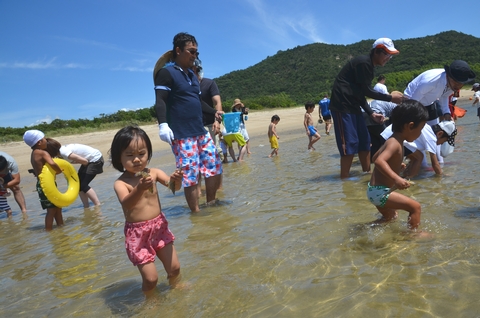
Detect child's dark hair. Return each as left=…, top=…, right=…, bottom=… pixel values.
left=45, top=138, right=62, bottom=158
left=110, top=125, right=152, bottom=172
left=391, top=100, right=428, bottom=133
left=271, top=115, right=280, bottom=122
left=305, top=101, right=315, bottom=110
left=0, top=156, right=7, bottom=171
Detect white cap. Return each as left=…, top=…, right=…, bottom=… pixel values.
left=372, top=38, right=399, bottom=54
left=23, top=129, right=45, bottom=148
left=438, top=121, right=456, bottom=157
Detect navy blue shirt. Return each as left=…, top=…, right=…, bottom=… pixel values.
left=154, top=64, right=206, bottom=139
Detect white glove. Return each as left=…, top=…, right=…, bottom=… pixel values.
left=158, top=123, right=174, bottom=145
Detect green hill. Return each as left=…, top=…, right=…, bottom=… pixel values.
left=215, top=30, right=480, bottom=106
left=3, top=30, right=480, bottom=142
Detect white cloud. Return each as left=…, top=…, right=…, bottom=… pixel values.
left=245, top=0, right=326, bottom=46
left=0, top=57, right=87, bottom=70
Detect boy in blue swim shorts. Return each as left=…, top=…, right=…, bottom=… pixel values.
left=304, top=102, right=321, bottom=150
left=367, top=100, right=429, bottom=232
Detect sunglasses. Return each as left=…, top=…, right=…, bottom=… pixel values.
left=185, top=48, right=199, bottom=57
left=380, top=50, right=392, bottom=59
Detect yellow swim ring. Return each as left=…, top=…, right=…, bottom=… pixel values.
left=39, top=158, right=80, bottom=207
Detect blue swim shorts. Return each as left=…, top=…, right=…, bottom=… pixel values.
left=331, top=110, right=371, bottom=156
left=308, top=125, right=317, bottom=137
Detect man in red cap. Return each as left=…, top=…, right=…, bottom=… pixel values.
left=329, top=37, right=404, bottom=179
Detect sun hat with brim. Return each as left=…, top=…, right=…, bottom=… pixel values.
left=23, top=129, right=45, bottom=148
left=438, top=121, right=457, bottom=157
left=444, top=60, right=476, bottom=84
left=372, top=38, right=399, bottom=55
left=153, top=50, right=173, bottom=81
left=232, top=98, right=243, bottom=107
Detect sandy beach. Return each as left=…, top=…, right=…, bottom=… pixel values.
left=1, top=89, right=473, bottom=174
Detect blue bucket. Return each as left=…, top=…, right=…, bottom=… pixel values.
left=223, top=113, right=241, bottom=133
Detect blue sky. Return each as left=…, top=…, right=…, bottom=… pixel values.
left=1, top=0, right=478, bottom=128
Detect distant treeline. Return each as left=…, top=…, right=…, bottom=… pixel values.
left=3, top=30, right=480, bottom=142
left=1, top=107, right=157, bottom=143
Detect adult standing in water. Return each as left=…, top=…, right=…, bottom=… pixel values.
left=153, top=32, right=223, bottom=213
left=329, top=38, right=404, bottom=179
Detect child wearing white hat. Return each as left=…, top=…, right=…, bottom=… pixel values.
left=23, top=129, right=64, bottom=231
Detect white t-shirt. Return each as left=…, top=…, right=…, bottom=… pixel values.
left=404, top=69, right=452, bottom=117
left=59, top=144, right=102, bottom=163
left=474, top=91, right=480, bottom=102
left=373, top=83, right=388, bottom=94
left=381, top=124, right=437, bottom=154
left=0, top=151, right=19, bottom=174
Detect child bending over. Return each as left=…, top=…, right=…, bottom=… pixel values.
left=367, top=100, right=429, bottom=232
left=111, top=125, right=183, bottom=296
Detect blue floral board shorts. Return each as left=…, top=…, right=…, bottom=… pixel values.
left=172, top=132, right=223, bottom=188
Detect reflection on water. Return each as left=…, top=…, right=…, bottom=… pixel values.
left=2, top=102, right=480, bottom=316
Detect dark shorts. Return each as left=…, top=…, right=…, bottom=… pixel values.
left=322, top=114, right=332, bottom=121
left=331, top=110, right=370, bottom=156
left=78, top=157, right=104, bottom=175
left=36, top=179, right=58, bottom=210
left=477, top=107, right=480, bottom=117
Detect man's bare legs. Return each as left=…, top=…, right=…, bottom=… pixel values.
left=11, top=185, right=27, bottom=212
left=79, top=188, right=101, bottom=208
left=358, top=150, right=371, bottom=173
left=340, top=151, right=371, bottom=178
left=205, top=174, right=221, bottom=205
left=340, top=154, right=354, bottom=179
left=184, top=185, right=200, bottom=213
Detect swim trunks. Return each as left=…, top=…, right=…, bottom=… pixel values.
left=269, top=135, right=278, bottom=149
left=366, top=182, right=391, bottom=208
left=0, top=196, right=10, bottom=212
left=124, top=212, right=175, bottom=266
left=172, top=132, right=223, bottom=188
left=223, top=133, right=246, bottom=147
left=332, top=110, right=371, bottom=156
left=36, top=179, right=58, bottom=210
left=308, top=125, right=317, bottom=137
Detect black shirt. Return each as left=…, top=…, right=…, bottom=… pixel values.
left=329, top=54, right=392, bottom=115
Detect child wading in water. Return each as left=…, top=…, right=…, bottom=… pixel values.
left=23, top=129, right=63, bottom=231
left=268, top=115, right=280, bottom=157
left=111, top=126, right=183, bottom=296
left=367, top=100, right=431, bottom=235
left=304, top=101, right=321, bottom=150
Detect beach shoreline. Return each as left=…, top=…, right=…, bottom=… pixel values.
left=2, top=89, right=473, bottom=174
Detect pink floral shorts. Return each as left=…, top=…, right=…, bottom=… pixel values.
left=124, top=213, right=175, bottom=266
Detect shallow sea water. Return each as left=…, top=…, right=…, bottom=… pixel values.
left=2, top=101, right=480, bottom=317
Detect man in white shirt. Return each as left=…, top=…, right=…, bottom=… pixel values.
left=373, top=75, right=388, bottom=94
left=405, top=60, right=475, bottom=126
